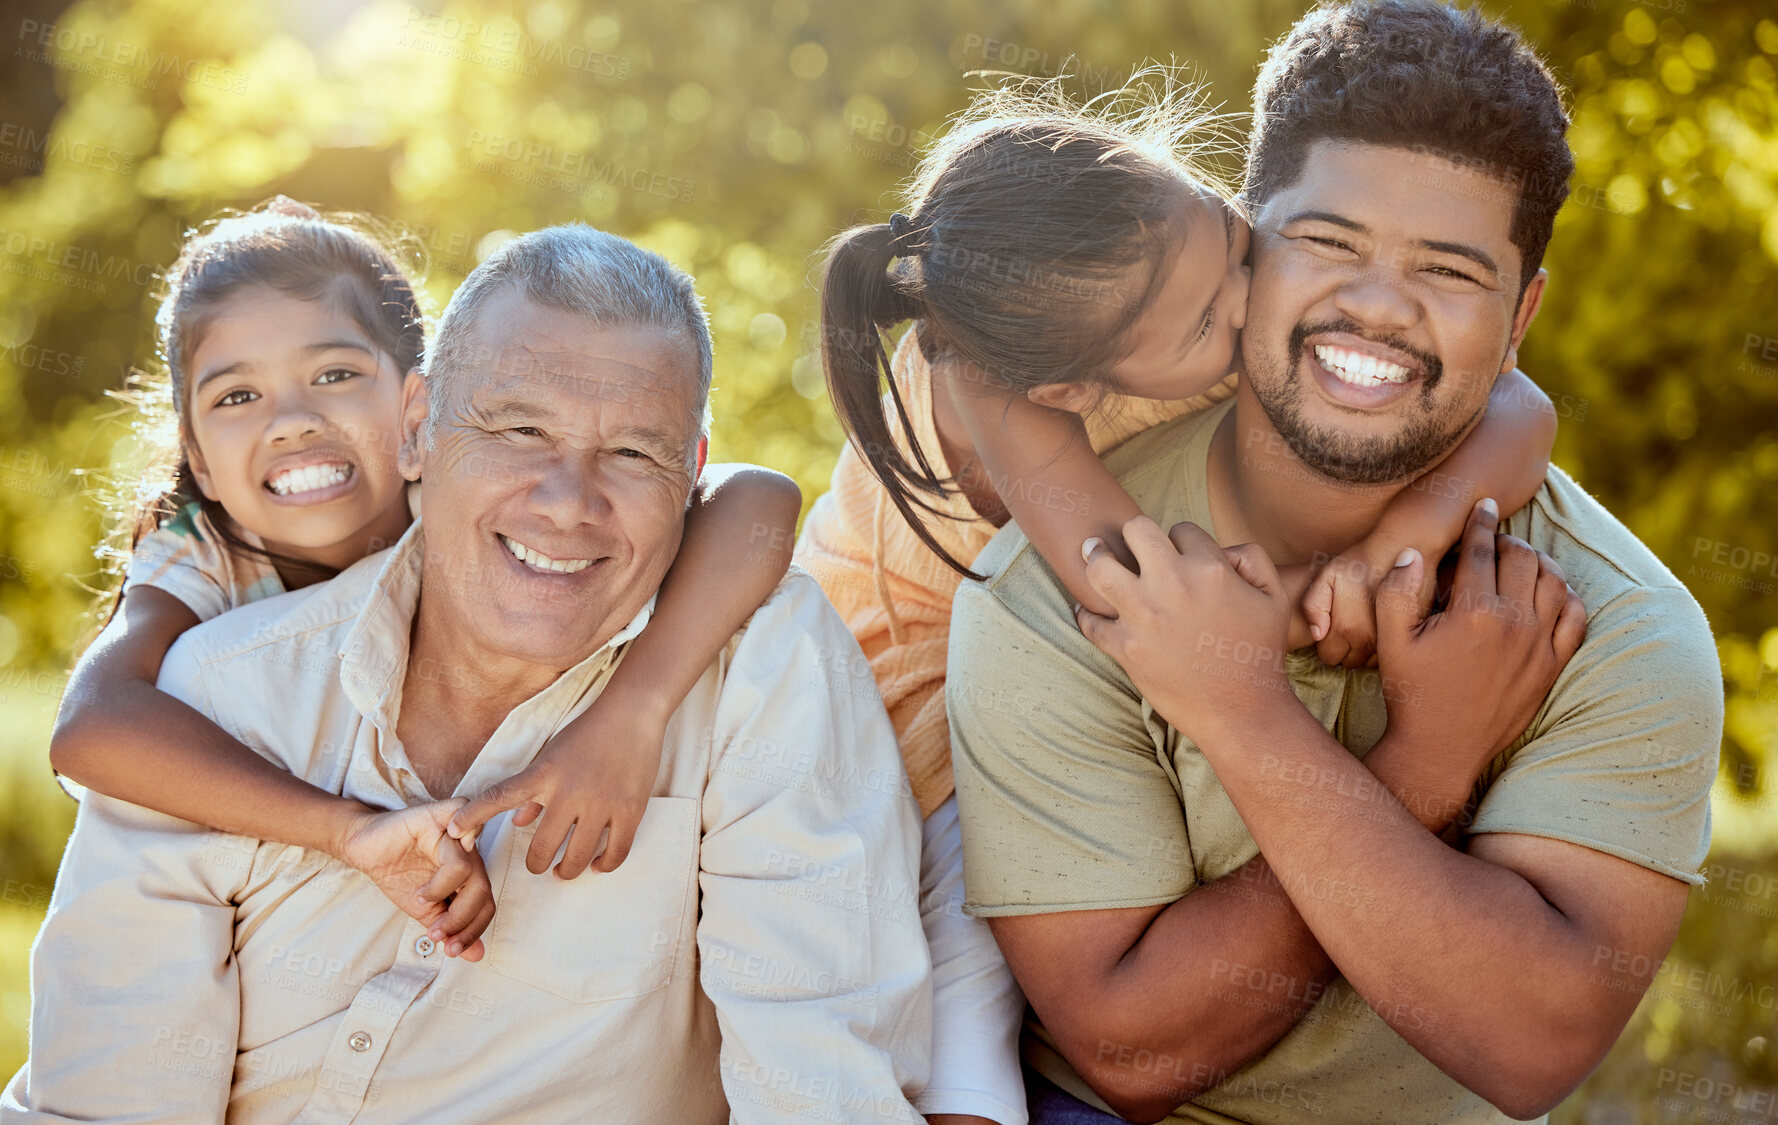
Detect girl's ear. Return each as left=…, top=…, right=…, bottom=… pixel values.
left=1026, top=381, right=1102, bottom=415
left=185, top=434, right=220, bottom=501
left=397, top=369, right=428, bottom=481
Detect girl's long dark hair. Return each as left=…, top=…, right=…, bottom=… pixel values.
left=96, top=197, right=426, bottom=628
left=818, top=70, right=1240, bottom=579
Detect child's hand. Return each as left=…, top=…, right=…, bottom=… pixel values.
left=447, top=706, right=665, bottom=879
left=1074, top=516, right=1293, bottom=748
left=1302, top=540, right=1436, bottom=669
left=1374, top=500, right=1587, bottom=774
left=1301, top=546, right=1384, bottom=668
left=334, top=799, right=494, bottom=959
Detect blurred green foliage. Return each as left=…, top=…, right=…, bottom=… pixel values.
left=0, top=0, right=1773, bottom=1114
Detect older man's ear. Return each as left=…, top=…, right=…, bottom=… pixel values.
left=398, top=368, right=428, bottom=482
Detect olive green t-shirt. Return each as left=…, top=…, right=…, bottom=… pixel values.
left=947, top=401, right=1722, bottom=1124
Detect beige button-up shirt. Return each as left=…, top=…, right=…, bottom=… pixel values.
left=3, top=528, right=932, bottom=1123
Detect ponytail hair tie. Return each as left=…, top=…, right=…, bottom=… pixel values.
left=887, top=212, right=919, bottom=256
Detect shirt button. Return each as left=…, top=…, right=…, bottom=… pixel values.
left=414, top=935, right=436, bottom=958
left=348, top=1031, right=373, bottom=1052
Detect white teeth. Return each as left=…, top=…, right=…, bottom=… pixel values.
left=499, top=534, right=594, bottom=575
left=1313, top=344, right=1412, bottom=388
left=268, top=462, right=352, bottom=495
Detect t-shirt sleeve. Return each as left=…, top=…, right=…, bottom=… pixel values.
left=947, top=547, right=1195, bottom=916
left=122, top=522, right=232, bottom=622
left=1468, top=584, right=1722, bottom=884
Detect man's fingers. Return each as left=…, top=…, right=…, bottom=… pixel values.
left=1374, top=548, right=1427, bottom=653
left=1494, top=533, right=1540, bottom=610
left=1414, top=559, right=1439, bottom=615
left=525, top=806, right=573, bottom=875
left=1164, top=519, right=1220, bottom=561
left=1455, top=498, right=1501, bottom=601
left=592, top=811, right=643, bottom=873
left=1223, top=541, right=1285, bottom=599
left=556, top=818, right=606, bottom=880
left=1080, top=537, right=1139, bottom=611
left=1117, top=515, right=1175, bottom=575
left=1552, top=587, right=1588, bottom=664
left=1073, top=603, right=1118, bottom=656
left=510, top=801, right=545, bottom=828
left=1531, top=554, right=1569, bottom=626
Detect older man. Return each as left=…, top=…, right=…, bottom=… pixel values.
left=4, top=225, right=931, bottom=1123
left=950, top=3, right=1721, bottom=1123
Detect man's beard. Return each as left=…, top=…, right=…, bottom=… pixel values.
left=1248, top=318, right=1484, bottom=486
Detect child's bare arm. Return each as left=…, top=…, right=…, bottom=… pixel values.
left=54, top=587, right=373, bottom=850
left=1304, top=368, right=1557, bottom=666
left=449, top=463, right=803, bottom=877
left=949, top=384, right=1145, bottom=620
left=52, top=585, right=494, bottom=955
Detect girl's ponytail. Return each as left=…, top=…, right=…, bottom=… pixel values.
left=819, top=218, right=980, bottom=579
left=816, top=72, right=1236, bottom=583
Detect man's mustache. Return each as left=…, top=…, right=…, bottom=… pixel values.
left=1287, top=318, right=1444, bottom=390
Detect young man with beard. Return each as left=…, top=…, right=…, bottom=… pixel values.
left=948, top=3, right=1721, bottom=1122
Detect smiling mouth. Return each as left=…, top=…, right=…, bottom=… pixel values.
left=1313, top=344, right=1414, bottom=388
left=266, top=461, right=354, bottom=496
left=499, top=533, right=596, bottom=575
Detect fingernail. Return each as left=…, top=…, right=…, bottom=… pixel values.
left=1479, top=497, right=1498, bottom=517
left=448, top=942, right=461, bottom=956
left=1081, top=537, right=1102, bottom=563
left=1071, top=602, right=1082, bottom=617
left=1393, top=549, right=1418, bottom=568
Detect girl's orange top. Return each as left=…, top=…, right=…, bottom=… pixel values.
left=794, top=329, right=1236, bottom=816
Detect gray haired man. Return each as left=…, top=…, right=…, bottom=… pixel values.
left=3, top=225, right=933, bottom=1123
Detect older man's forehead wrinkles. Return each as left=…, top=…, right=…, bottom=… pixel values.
left=468, top=385, right=688, bottom=448
left=484, top=337, right=674, bottom=379
left=476, top=395, right=559, bottom=424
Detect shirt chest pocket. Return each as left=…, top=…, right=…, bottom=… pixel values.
left=482, top=795, right=700, bottom=1004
